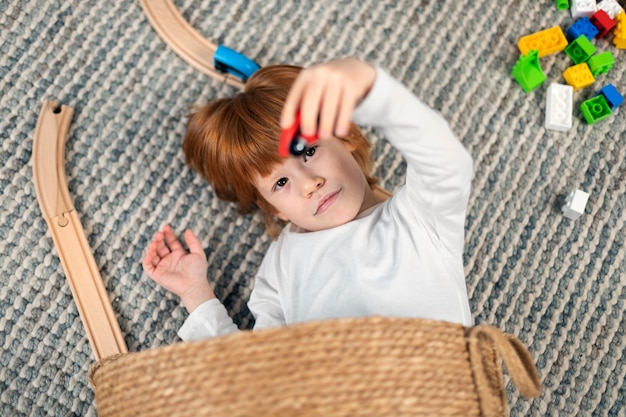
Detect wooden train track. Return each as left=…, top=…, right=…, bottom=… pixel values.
left=29, top=3, right=254, bottom=361
left=139, top=0, right=245, bottom=88
left=32, top=101, right=128, bottom=361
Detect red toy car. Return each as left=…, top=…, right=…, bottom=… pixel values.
left=278, top=112, right=318, bottom=157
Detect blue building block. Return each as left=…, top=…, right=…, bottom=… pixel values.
left=597, top=84, right=624, bottom=110
left=567, top=17, right=600, bottom=40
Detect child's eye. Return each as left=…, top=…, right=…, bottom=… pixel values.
left=304, top=146, right=317, bottom=161
left=274, top=177, right=288, bottom=191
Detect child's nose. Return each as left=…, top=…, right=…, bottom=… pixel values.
left=302, top=175, right=324, bottom=197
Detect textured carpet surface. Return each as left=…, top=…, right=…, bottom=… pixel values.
left=2, top=0, right=625, bottom=416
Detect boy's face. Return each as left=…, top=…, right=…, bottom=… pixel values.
left=254, top=137, right=377, bottom=232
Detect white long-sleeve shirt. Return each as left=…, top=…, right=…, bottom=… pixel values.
left=179, top=68, right=474, bottom=341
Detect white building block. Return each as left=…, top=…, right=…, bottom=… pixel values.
left=571, top=0, right=598, bottom=19
left=562, top=189, right=590, bottom=220
left=545, top=83, right=573, bottom=131
left=597, top=0, right=623, bottom=19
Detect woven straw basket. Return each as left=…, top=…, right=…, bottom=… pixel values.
left=89, top=317, right=540, bottom=417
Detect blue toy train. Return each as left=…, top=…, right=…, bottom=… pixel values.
left=214, top=45, right=260, bottom=82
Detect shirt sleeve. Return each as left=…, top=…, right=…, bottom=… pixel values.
left=177, top=243, right=286, bottom=341
left=352, top=67, right=474, bottom=256
left=177, top=298, right=239, bottom=341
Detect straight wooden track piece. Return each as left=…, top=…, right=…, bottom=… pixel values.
left=32, top=100, right=128, bottom=361
left=140, top=0, right=244, bottom=89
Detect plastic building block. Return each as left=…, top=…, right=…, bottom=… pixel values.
left=518, top=26, right=568, bottom=58
left=597, top=84, right=624, bottom=110
left=512, top=50, right=547, bottom=93
left=556, top=0, right=569, bottom=10
left=571, top=0, right=598, bottom=19
left=567, top=17, right=599, bottom=40
left=614, top=11, right=626, bottom=49
left=545, top=83, right=574, bottom=132
left=590, top=10, right=616, bottom=37
left=562, top=190, right=589, bottom=220
left=587, top=51, right=615, bottom=76
left=563, top=63, right=595, bottom=90
left=597, top=0, right=624, bottom=19
left=545, top=83, right=574, bottom=131
left=580, top=95, right=612, bottom=123
left=564, top=35, right=597, bottom=64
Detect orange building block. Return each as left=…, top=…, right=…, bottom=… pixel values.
left=614, top=11, right=626, bottom=49
left=518, top=26, right=569, bottom=57
left=563, top=63, right=595, bottom=91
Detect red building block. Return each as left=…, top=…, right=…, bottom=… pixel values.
left=590, top=9, right=616, bottom=37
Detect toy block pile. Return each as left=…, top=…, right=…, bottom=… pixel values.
left=512, top=0, right=625, bottom=129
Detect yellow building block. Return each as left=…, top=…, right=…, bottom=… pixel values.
left=614, top=11, right=626, bottom=49
left=518, top=26, right=568, bottom=57
left=563, top=63, right=595, bottom=91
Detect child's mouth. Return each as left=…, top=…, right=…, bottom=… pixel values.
left=315, top=190, right=340, bottom=215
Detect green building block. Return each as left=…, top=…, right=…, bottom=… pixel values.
left=565, top=35, right=597, bottom=64
left=556, top=0, right=569, bottom=10
left=580, top=95, right=612, bottom=124
left=512, top=49, right=547, bottom=93
left=588, top=51, right=615, bottom=76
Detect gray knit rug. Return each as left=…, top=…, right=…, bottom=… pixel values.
left=2, top=0, right=625, bottom=415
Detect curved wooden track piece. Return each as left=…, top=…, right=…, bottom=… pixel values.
left=32, top=100, right=128, bottom=361
left=140, top=0, right=244, bottom=89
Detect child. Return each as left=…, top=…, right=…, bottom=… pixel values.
left=143, top=58, right=474, bottom=341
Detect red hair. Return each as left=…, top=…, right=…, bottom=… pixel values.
left=183, top=64, right=377, bottom=238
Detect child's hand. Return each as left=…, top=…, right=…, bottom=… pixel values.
left=280, top=58, right=376, bottom=140
left=142, top=225, right=215, bottom=312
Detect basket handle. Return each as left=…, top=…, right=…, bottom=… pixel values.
left=468, top=325, right=541, bottom=417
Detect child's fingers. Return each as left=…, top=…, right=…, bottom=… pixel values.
left=184, top=229, right=205, bottom=258
left=282, top=59, right=375, bottom=137
left=280, top=72, right=307, bottom=129
left=281, top=68, right=326, bottom=136
left=142, top=240, right=158, bottom=273
left=334, top=87, right=358, bottom=137
left=162, top=225, right=184, bottom=253
left=297, top=78, right=325, bottom=137
left=142, top=255, right=152, bottom=273
left=318, top=82, right=343, bottom=139
left=154, top=231, right=171, bottom=258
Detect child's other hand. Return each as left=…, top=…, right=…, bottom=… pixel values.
left=281, top=58, right=376, bottom=140
left=142, top=225, right=215, bottom=312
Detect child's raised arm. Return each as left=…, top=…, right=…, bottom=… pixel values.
left=280, top=58, right=376, bottom=140
left=142, top=225, right=216, bottom=313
